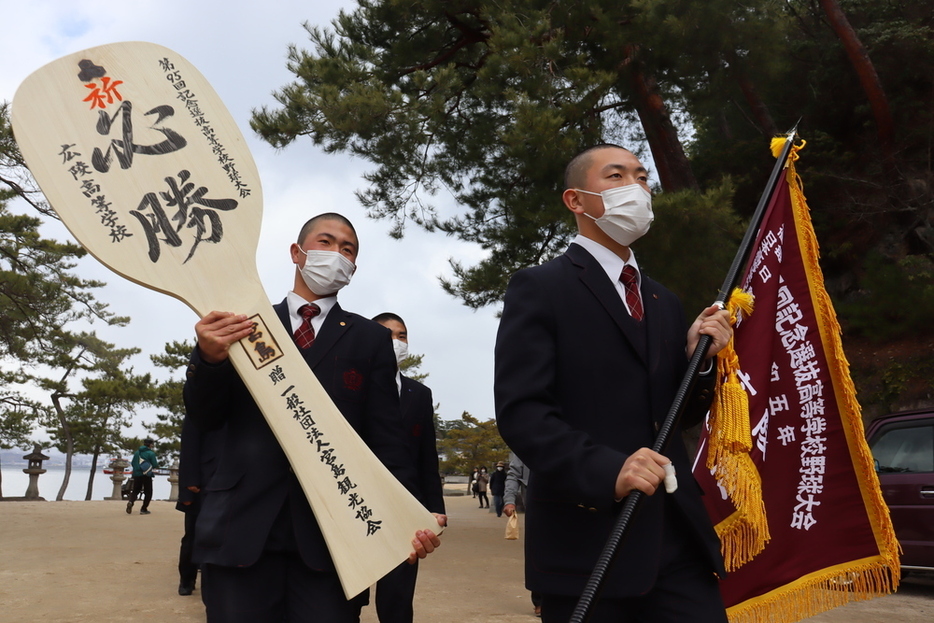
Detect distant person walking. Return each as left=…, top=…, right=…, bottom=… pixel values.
left=490, top=461, right=507, bottom=517
left=476, top=466, right=490, bottom=509
left=126, top=438, right=159, bottom=515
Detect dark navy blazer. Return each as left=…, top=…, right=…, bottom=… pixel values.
left=494, top=243, right=725, bottom=598
left=184, top=299, right=413, bottom=571
left=399, top=376, right=445, bottom=515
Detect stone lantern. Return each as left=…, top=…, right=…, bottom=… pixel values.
left=168, top=460, right=180, bottom=502
left=22, top=444, right=50, bottom=500
left=106, top=457, right=130, bottom=500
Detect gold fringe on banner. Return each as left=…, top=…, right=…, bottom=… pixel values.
left=728, top=560, right=899, bottom=623
left=706, top=288, right=770, bottom=571
left=726, top=137, right=901, bottom=623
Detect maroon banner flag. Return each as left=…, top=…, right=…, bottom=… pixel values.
left=693, top=140, right=900, bottom=622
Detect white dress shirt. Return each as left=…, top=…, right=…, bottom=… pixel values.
left=572, top=234, right=642, bottom=318
left=286, top=291, right=337, bottom=336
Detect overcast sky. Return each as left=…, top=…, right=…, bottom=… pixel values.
left=1, top=0, right=507, bottom=435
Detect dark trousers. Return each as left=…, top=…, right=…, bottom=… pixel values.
left=477, top=491, right=488, bottom=508
left=374, top=560, right=419, bottom=623
left=540, top=508, right=727, bottom=623
left=539, top=557, right=725, bottom=623
left=493, top=494, right=505, bottom=516
left=128, top=475, right=153, bottom=510
left=178, top=509, right=199, bottom=588
left=201, top=552, right=363, bottom=623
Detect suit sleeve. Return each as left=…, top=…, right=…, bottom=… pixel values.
left=183, top=346, right=241, bottom=432
left=415, top=385, right=446, bottom=515
left=177, top=414, right=201, bottom=502
left=494, top=268, right=627, bottom=510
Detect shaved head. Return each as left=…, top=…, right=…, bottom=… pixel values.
left=564, top=143, right=629, bottom=189
left=297, top=213, right=357, bottom=247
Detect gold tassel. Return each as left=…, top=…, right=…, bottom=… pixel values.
left=770, top=136, right=786, bottom=158
left=707, top=289, right=755, bottom=463
left=707, top=288, right=770, bottom=571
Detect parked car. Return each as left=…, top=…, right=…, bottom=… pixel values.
left=866, top=409, right=934, bottom=573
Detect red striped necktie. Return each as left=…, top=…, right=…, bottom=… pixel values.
left=294, top=303, right=321, bottom=348
left=620, top=265, right=644, bottom=321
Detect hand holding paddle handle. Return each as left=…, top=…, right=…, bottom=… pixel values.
left=11, top=41, right=440, bottom=599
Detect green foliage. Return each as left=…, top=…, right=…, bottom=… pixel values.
left=256, top=0, right=930, bottom=413
left=48, top=369, right=154, bottom=456
left=0, top=395, right=36, bottom=450
left=253, top=0, right=704, bottom=307
left=0, top=395, right=37, bottom=498
left=23, top=333, right=145, bottom=501
left=834, top=254, right=934, bottom=341
left=0, top=102, right=54, bottom=217
left=853, top=346, right=934, bottom=416
left=46, top=367, right=154, bottom=500
left=0, top=201, right=116, bottom=363
left=637, top=180, right=745, bottom=315
left=255, top=1, right=932, bottom=316
left=685, top=1, right=934, bottom=358
left=436, top=411, right=509, bottom=475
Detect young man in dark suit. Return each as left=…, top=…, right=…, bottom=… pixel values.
left=366, top=312, right=445, bottom=623
left=175, top=414, right=221, bottom=596
left=494, top=145, right=733, bottom=623
left=184, top=213, right=442, bottom=622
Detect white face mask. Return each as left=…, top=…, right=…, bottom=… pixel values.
left=577, top=184, right=654, bottom=247
left=392, top=338, right=409, bottom=367
left=297, top=249, right=355, bottom=296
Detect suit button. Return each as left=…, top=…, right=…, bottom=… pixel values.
left=654, top=421, right=660, bottom=432
left=576, top=504, right=598, bottom=513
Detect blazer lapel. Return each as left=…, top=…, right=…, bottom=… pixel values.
left=303, top=302, right=351, bottom=369
left=272, top=298, right=351, bottom=369
left=567, top=244, right=648, bottom=366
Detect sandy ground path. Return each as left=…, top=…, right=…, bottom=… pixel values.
left=0, top=492, right=931, bottom=622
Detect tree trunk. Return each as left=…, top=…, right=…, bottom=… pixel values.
left=85, top=448, right=101, bottom=501
left=818, top=0, right=897, bottom=178
left=626, top=53, right=699, bottom=192
left=52, top=394, right=73, bottom=501
left=728, top=54, right=779, bottom=137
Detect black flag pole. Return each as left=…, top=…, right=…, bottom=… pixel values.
left=569, top=126, right=800, bottom=623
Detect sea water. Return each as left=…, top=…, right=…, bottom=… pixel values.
left=0, top=465, right=172, bottom=501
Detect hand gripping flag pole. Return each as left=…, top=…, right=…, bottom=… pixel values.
left=569, top=125, right=800, bottom=623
